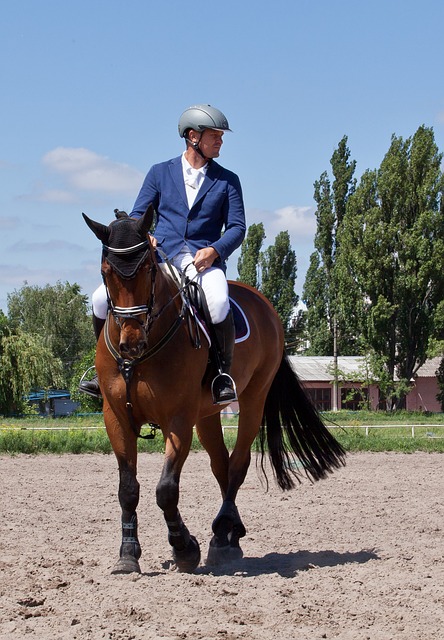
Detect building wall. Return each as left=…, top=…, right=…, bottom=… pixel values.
left=303, top=379, right=441, bottom=412
left=302, top=381, right=380, bottom=411
left=406, top=378, right=441, bottom=412
left=227, top=371, right=441, bottom=414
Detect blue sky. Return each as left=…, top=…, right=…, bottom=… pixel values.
left=1, top=0, right=444, bottom=313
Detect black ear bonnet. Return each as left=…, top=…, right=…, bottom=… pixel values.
left=102, top=218, right=151, bottom=279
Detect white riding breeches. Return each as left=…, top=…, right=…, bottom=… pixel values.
left=91, top=248, right=230, bottom=325
left=91, top=284, right=109, bottom=321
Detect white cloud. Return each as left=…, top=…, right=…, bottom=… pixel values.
left=0, top=217, right=19, bottom=230
left=8, top=239, right=84, bottom=254
left=270, top=205, right=316, bottom=238
left=34, top=189, right=77, bottom=203
left=42, top=147, right=144, bottom=194
left=246, top=205, right=316, bottom=242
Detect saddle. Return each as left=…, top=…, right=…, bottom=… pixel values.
left=158, top=263, right=249, bottom=348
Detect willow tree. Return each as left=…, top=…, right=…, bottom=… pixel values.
left=0, top=329, right=64, bottom=415
left=337, top=125, right=444, bottom=409
left=7, top=281, right=94, bottom=385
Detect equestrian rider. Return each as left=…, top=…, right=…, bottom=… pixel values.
left=79, top=104, right=246, bottom=404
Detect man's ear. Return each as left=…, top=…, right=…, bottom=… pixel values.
left=187, top=128, right=200, bottom=143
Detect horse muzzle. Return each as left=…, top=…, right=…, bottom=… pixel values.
left=118, top=324, right=149, bottom=358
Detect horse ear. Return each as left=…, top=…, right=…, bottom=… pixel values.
left=82, top=212, right=111, bottom=244
left=135, top=203, right=154, bottom=237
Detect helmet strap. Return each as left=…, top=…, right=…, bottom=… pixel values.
left=186, top=132, right=211, bottom=163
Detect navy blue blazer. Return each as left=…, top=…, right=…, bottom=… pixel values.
left=130, top=155, right=246, bottom=270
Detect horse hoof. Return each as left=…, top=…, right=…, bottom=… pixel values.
left=206, top=542, right=244, bottom=567
left=111, top=556, right=141, bottom=575
left=172, top=535, right=201, bottom=573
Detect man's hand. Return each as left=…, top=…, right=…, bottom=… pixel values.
left=148, top=234, right=157, bottom=248
left=194, top=247, right=219, bottom=272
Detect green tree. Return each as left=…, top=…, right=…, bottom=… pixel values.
left=435, top=357, right=444, bottom=412
left=7, top=281, right=94, bottom=385
left=261, top=231, right=298, bottom=335
left=237, top=223, right=266, bottom=288
left=303, top=136, right=357, bottom=355
left=0, top=310, right=8, bottom=339
left=337, top=125, right=444, bottom=409
left=237, top=224, right=301, bottom=347
left=0, top=329, right=64, bottom=415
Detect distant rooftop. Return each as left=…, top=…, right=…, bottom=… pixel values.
left=289, top=355, right=442, bottom=382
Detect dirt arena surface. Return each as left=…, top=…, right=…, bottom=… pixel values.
left=0, top=451, right=442, bottom=639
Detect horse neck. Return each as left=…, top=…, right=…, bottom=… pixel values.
left=150, top=266, right=184, bottom=329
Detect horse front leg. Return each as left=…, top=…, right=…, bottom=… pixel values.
left=111, top=459, right=142, bottom=574
left=156, top=430, right=201, bottom=573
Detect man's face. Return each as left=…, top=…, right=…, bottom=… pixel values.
left=197, top=128, right=224, bottom=158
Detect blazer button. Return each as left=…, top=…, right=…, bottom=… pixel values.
left=187, top=217, right=191, bottom=223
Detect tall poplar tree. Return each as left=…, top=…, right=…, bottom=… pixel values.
left=237, top=222, right=266, bottom=288
left=303, top=136, right=357, bottom=355
left=337, top=125, right=444, bottom=408
left=261, top=231, right=298, bottom=334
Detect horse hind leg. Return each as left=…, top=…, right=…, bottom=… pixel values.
left=206, top=500, right=246, bottom=566
left=206, top=390, right=266, bottom=567
left=195, top=414, right=246, bottom=566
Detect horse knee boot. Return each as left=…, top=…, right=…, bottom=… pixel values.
left=211, top=311, right=237, bottom=404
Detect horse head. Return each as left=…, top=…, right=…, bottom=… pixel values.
left=83, top=205, right=156, bottom=358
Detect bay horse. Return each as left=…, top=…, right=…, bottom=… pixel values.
left=83, top=205, right=345, bottom=574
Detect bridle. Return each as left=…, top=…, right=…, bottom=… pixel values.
left=100, top=238, right=191, bottom=440
left=101, top=238, right=157, bottom=335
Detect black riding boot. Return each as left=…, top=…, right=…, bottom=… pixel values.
left=78, top=315, right=106, bottom=398
left=211, top=310, right=237, bottom=405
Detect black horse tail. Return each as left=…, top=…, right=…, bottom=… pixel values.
left=259, top=353, right=346, bottom=491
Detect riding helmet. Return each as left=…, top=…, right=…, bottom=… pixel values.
left=178, top=104, right=231, bottom=138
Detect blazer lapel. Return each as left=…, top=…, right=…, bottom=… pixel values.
left=169, top=156, right=188, bottom=207
left=191, top=160, right=222, bottom=209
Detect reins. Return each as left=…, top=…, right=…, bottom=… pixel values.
left=102, top=241, right=203, bottom=440
left=104, top=309, right=185, bottom=440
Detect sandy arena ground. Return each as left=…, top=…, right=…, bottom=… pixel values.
left=0, top=451, right=443, bottom=639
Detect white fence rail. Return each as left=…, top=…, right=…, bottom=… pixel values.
left=1, top=424, right=443, bottom=438
left=327, top=424, right=444, bottom=438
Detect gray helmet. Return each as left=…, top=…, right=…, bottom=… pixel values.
left=178, top=104, right=231, bottom=138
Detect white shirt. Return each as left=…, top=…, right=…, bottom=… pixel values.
left=181, top=152, right=208, bottom=209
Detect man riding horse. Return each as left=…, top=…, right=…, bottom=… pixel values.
left=80, top=104, right=246, bottom=404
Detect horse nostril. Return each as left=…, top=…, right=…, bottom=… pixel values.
left=119, top=342, right=129, bottom=354
left=119, top=339, right=147, bottom=357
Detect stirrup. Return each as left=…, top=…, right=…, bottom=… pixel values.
left=211, top=373, right=237, bottom=405
left=79, top=367, right=102, bottom=398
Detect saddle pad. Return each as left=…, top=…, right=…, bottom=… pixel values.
left=230, top=297, right=250, bottom=344
left=192, top=298, right=249, bottom=345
